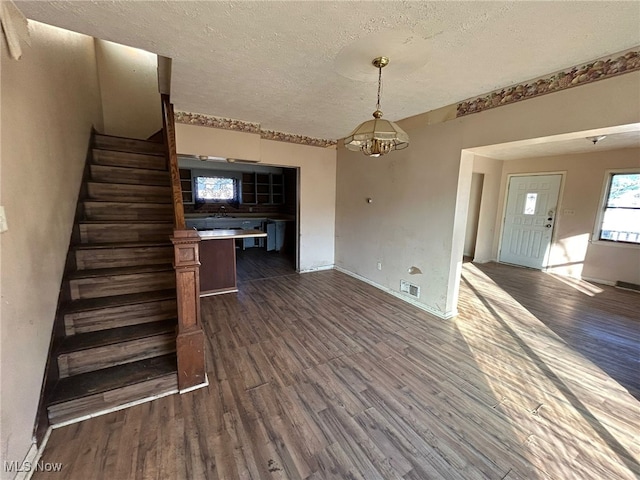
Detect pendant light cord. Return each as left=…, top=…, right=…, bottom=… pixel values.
left=376, top=65, right=382, bottom=111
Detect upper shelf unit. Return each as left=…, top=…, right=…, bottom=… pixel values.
left=242, top=172, right=284, bottom=205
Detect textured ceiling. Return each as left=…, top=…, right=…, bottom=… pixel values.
left=16, top=1, right=640, bottom=143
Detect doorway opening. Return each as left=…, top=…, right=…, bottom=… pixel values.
left=236, top=166, right=299, bottom=283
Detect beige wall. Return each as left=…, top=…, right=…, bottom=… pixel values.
left=496, top=149, right=640, bottom=285
left=464, top=173, right=484, bottom=257
left=470, top=155, right=503, bottom=263
left=335, top=71, right=640, bottom=318
left=175, top=124, right=337, bottom=270
left=1, top=22, right=103, bottom=476
left=95, top=39, right=161, bottom=139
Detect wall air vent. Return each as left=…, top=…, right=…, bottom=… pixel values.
left=400, top=280, right=421, bottom=298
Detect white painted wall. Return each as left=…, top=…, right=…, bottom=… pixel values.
left=175, top=124, right=337, bottom=271
left=95, top=39, right=161, bottom=139
left=1, top=22, right=103, bottom=477
left=335, top=72, right=640, bottom=318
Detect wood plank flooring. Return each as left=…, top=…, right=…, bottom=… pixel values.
left=33, top=262, right=640, bottom=479
left=236, top=248, right=296, bottom=283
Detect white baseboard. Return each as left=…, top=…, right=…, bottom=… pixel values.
left=12, top=438, right=40, bottom=480
left=580, top=276, right=616, bottom=287
left=179, top=374, right=209, bottom=394
left=334, top=266, right=457, bottom=320
left=16, top=375, right=208, bottom=479
left=299, top=264, right=334, bottom=273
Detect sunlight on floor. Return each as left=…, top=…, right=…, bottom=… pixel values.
left=456, top=263, right=639, bottom=480
left=545, top=272, right=604, bottom=296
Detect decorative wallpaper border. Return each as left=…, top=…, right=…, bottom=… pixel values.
left=260, top=130, right=336, bottom=148
left=174, top=111, right=337, bottom=148
left=174, top=111, right=260, bottom=133
left=457, top=50, right=640, bottom=117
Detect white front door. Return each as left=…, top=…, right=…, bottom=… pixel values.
left=499, top=174, right=562, bottom=269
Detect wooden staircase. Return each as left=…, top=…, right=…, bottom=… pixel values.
left=45, top=133, right=180, bottom=425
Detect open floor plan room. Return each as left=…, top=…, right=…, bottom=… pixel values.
left=33, top=263, right=640, bottom=479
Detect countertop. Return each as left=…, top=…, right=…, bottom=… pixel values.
left=198, top=229, right=267, bottom=240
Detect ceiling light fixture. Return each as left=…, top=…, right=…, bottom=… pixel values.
left=586, top=135, right=607, bottom=145
left=343, top=56, right=409, bottom=157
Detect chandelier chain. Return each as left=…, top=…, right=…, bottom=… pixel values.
left=376, top=65, right=382, bottom=111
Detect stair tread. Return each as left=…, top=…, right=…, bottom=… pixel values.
left=72, top=241, right=173, bottom=250
left=93, top=134, right=165, bottom=154
left=68, top=263, right=174, bottom=279
left=78, top=220, right=174, bottom=225
left=92, top=147, right=164, bottom=158
left=91, top=149, right=167, bottom=172
left=86, top=181, right=171, bottom=189
left=82, top=199, right=175, bottom=206
left=58, top=319, right=176, bottom=355
left=90, top=164, right=169, bottom=175
left=63, top=289, right=177, bottom=314
left=49, top=354, right=177, bottom=405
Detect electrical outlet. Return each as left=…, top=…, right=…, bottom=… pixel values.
left=376, top=261, right=382, bottom=271
left=0, top=206, right=7, bottom=233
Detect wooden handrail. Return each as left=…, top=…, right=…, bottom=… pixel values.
left=161, top=93, right=206, bottom=391
left=161, top=93, right=186, bottom=230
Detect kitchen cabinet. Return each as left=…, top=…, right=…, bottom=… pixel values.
left=198, top=229, right=267, bottom=296
left=241, top=173, right=284, bottom=205
left=180, top=169, right=193, bottom=204
left=266, top=219, right=288, bottom=252
left=240, top=219, right=265, bottom=249
left=241, top=172, right=256, bottom=204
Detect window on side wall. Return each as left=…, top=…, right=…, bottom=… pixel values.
left=595, top=170, right=640, bottom=245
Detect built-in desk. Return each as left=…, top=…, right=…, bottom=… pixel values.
left=198, top=229, right=267, bottom=296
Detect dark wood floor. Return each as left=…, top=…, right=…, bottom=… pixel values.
left=236, top=247, right=296, bottom=283
left=34, top=261, right=640, bottom=479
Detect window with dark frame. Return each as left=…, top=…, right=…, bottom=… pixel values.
left=598, top=172, right=640, bottom=245
left=194, top=176, right=239, bottom=203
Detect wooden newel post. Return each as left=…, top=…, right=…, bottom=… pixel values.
left=171, top=229, right=206, bottom=391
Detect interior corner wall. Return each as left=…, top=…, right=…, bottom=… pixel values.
left=497, top=148, right=640, bottom=285
left=335, top=71, right=640, bottom=319
left=463, top=173, right=484, bottom=258
left=471, top=155, right=504, bottom=262
left=0, top=22, right=103, bottom=477
left=94, top=39, right=161, bottom=140
left=174, top=124, right=337, bottom=271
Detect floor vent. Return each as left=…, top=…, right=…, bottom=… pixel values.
left=400, top=280, right=421, bottom=298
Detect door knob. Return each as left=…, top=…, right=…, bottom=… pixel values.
left=545, top=224, right=552, bottom=228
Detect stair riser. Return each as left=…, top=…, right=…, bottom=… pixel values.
left=78, top=224, right=173, bottom=243
left=92, top=149, right=166, bottom=170
left=82, top=202, right=173, bottom=221
left=64, top=299, right=177, bottom=335
left=48, top=373, right=177, bottom=425
left=86, top=183, right=172, bottom=203
left=57, top=333, right=175, bottom=378
left=75, top=246, right=173, bottom=269
left=69, top=272, right=175, bottom=300
left=94, top=135, right=165, bottom=155
left=89, top=165, right=170, bottom=186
